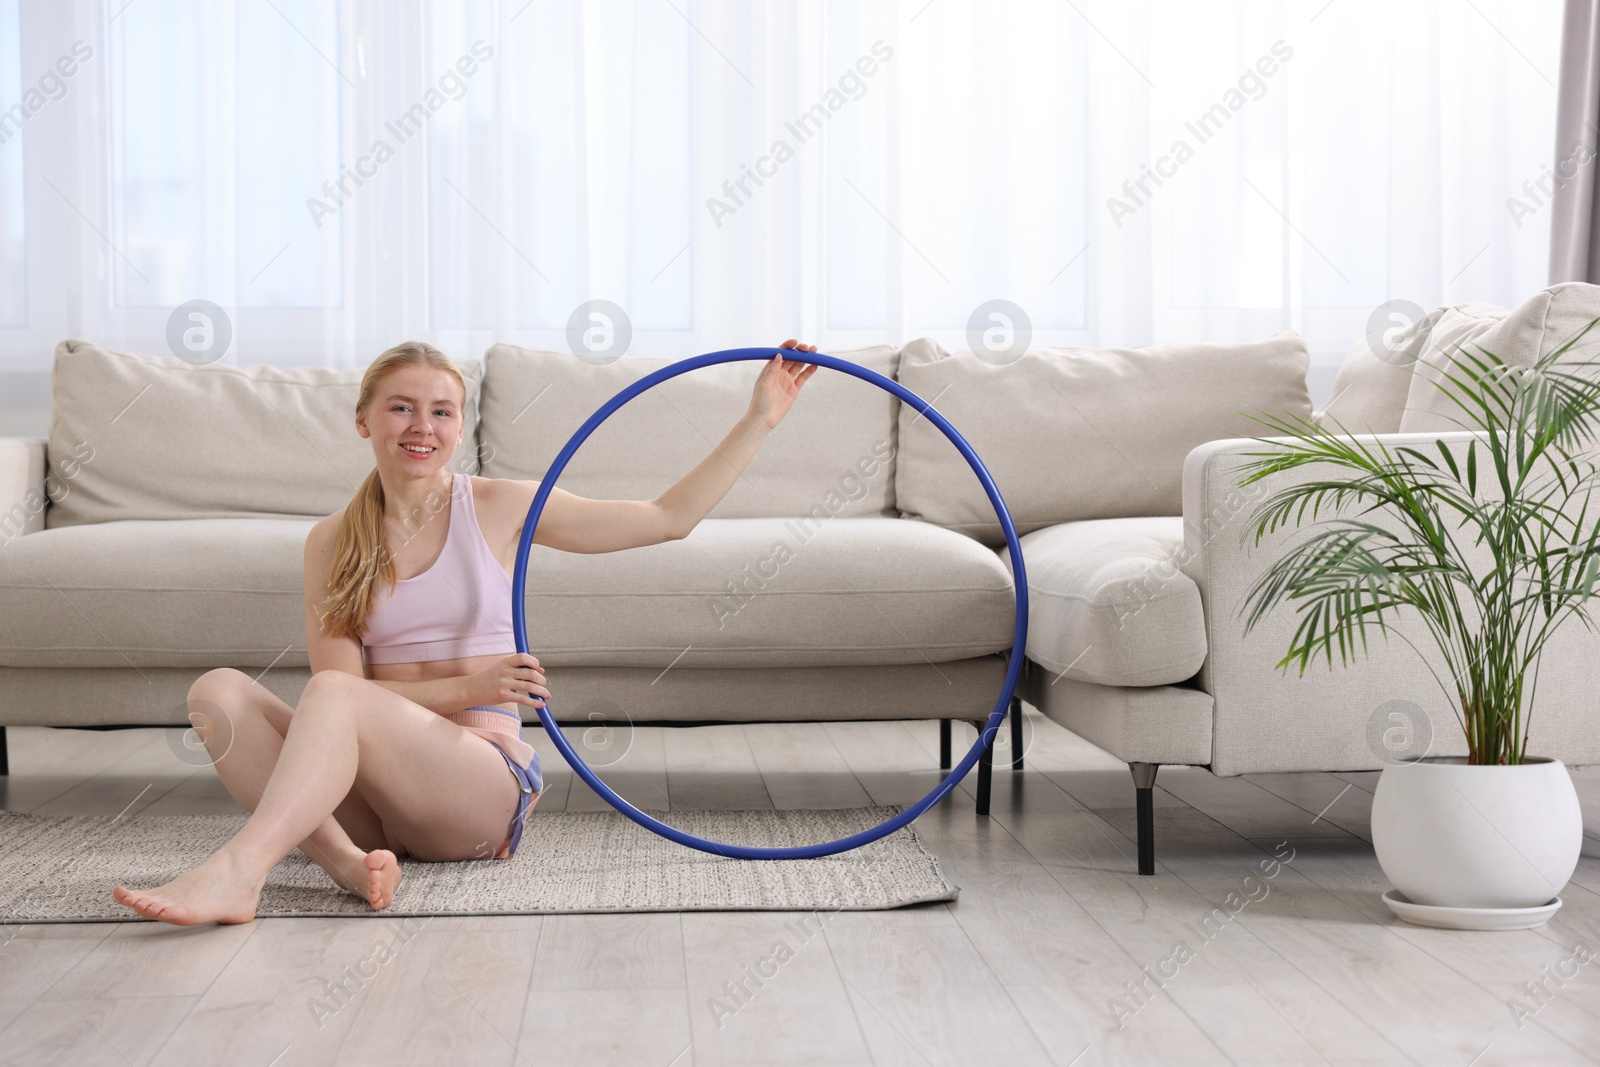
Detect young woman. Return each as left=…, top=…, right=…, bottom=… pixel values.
left=112, top=337, right=818, bottom=925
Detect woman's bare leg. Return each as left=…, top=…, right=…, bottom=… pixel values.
left=112, top=670, right=519, bottom=925
left=178, top=668, right=395, bottom=905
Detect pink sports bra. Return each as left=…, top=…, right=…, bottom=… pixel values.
left=361, top=471, right=518, bottom=665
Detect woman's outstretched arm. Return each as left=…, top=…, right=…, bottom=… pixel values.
left=653, top=408, right=772, bottom=540
left=656, top=339, right=818, bottom=539
left=486, top=339, right=819, bottom=555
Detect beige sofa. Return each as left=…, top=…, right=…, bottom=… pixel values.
left=3, top=294, right=1596, bottom=875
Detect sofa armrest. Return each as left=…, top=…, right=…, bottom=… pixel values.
left=1181, top=427, right=1493, bottom=559
left=0, top=436, right=48, bottom=545
left=1177, top=429, right=1511, bottom=775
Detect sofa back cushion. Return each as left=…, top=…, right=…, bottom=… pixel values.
left=1316, top=303, right=1508, bottom=436
left=1400, top=283, right=1600, bottom=432
left=477, top=344, right=901, bottom=518
left=1316, top=307, right=1447, bottom=435
left=893, top=332, right=1313, bottom=548
left=46, top=340, right=484, bottom=527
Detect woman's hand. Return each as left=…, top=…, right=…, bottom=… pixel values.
left=461, top=652, right=550, bottom=710
left=748, top=338, right=820, bottom=430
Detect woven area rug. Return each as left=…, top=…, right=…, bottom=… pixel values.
left=0, top=807, right=957, bottom=922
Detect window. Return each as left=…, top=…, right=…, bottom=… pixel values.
left=0, top=0, right=1569, bottom=368
left=107, top=0, right=341, bottom=309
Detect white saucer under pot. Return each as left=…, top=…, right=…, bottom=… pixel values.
left=1370, top=755, right=1582, bottom=917
left=1381, top=889, right=1562, bottom=931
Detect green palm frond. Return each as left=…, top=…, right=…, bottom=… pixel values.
left=1226, top=315, right=1600, bottom=765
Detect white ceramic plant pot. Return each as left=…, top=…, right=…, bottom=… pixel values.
left=1371, top=756, right=1583, bottom=909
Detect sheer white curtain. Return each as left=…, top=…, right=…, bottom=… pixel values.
left=0, top=0, right=1566, bottom=375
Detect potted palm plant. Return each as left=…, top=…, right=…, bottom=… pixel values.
left=1230, top=321, right=1600, bottom=928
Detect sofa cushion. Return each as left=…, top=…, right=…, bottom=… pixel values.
left=1316, top=306, right=1449, bottom=435
left=0, top=515, right=1014, bottom=670
left=1317, top=302, right=1509, bottom=436
left=45, top=340, right=484, bottom=528
left=893, top=333, right=1312, bottom=549
left=1001, top=517, right=1205, bottom=687
left=478, top=343, right=900, bottom=519
left=1399, top=287, right=1597, bottom=432
left=0, top=517, right=316, bottom=669
left=525, top=515, right=1015, bottom=667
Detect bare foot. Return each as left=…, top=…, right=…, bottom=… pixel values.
left=327, top=848, right=402, bottom=910
left=111, top=850, right=264, bottom=926
left=363, top=849, right=402, bottom=911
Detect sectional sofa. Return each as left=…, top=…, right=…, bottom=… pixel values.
left=2, top=288, right=1597, bottom=875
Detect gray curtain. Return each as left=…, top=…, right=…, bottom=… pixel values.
left=1551, top=0, right=1600, bottom=283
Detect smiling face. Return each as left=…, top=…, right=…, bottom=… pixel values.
left=355, top=363, right=465, bottom=481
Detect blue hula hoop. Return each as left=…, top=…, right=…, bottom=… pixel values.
left=513, top=347, right=1029, bottom=859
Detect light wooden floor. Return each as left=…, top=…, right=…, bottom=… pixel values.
left=1, top=710, right=1598, bottom=1067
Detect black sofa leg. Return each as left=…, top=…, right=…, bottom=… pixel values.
left=939, top=718, right=951, bottom=771
left=0, top=726, right=7, bottom=776
left=1130, top=762, right=1159, bottom=875
left=974, top=720, right=993, bottom=816
left=1009, top=695, right=1024, bottom=769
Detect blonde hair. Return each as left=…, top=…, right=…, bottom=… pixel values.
left=319, top=341, right=467, bottom=641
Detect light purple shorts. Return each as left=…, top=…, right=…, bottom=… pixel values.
left=465, top=705, right=542, bottom=857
